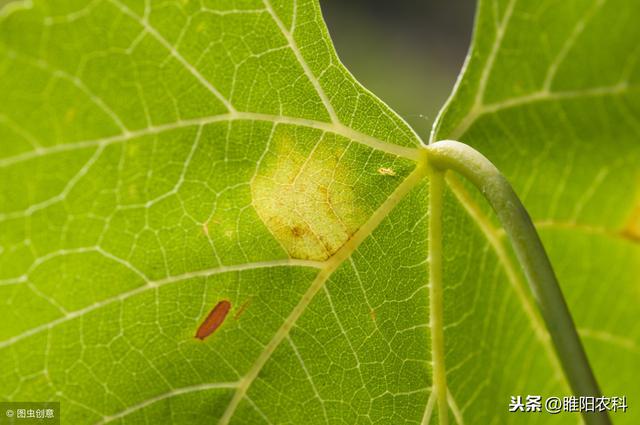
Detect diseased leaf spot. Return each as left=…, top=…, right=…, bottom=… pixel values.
left=195, top=300, right=231, bottom=340
left=621, top=204, right=640, bottom=241
left=234, top=298, right=252, bottom=320
left=202, top=221, right=209, bottom=237
left=377, top=167, right=396, bottom=176
left=251, top=128, right=368, bottom=260
left=290, top=225, right=305, bottom=237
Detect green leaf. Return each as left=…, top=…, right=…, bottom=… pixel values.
left=0, top=1, right=428, bottom=424
left=433, top=0, right=640, bottom=423
left=0, top=1, right=637, bottom=425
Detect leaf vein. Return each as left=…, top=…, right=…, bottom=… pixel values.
left=0, top=112, right=421, bottom=170
left=0, top=259, right=322, bottom=349
left=217, top=163, right=427, bottom=424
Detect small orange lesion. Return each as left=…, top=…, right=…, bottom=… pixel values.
left=369, top=309, right=376, bottom=322
left=234, top=297, right=252, bottom=320
left=620, top=203, right=640, bottom=242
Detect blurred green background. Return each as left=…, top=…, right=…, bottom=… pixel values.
left=320, top=0, right=475, bottom=139
left=0, top=0, right=476, bottom=140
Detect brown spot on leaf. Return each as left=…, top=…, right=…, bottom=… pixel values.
left=195, top=300, right=231, bottom=340
left=291, top=225, right=306, bottom=237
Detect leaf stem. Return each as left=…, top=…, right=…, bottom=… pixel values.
left=427, top=162, right=449, bottom=425
left=425, top=140, right=611, bottom=425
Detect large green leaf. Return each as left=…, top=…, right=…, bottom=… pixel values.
left=0, top=1, right=637, bottom=425
left=433, top=0, right=640, bottom=423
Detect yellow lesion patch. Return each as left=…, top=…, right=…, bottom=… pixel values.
left=201, top=221, right=210, bottom=237
left=251, top=129, right=368, bottom=261
left=377, top=167, right=396, bottom=176
left=621, top=203, right=640, bottom=242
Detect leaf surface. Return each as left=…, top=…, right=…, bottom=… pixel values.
left=0, top=0, right=638, bottom=424
left=433, top=0, right=640, bottom=423
left=0, top=1, right=429, bottom=424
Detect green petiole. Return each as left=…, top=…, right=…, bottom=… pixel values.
left=425, top=140, right=611, bottom=425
